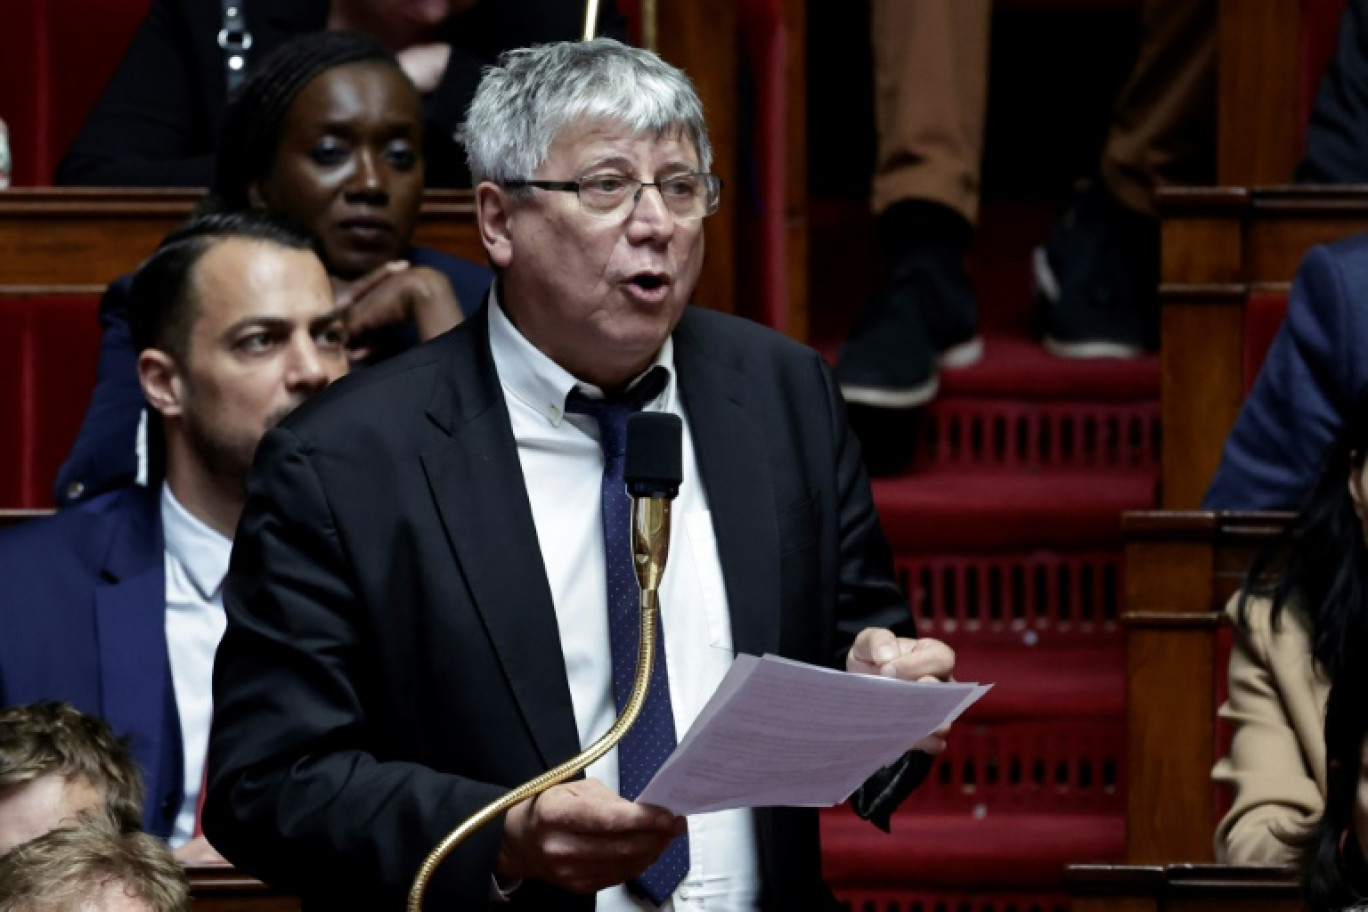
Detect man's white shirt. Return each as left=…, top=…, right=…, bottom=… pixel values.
left=161, top=484, right=230, bottom=846
left=489, top=294, right=761, bottom=910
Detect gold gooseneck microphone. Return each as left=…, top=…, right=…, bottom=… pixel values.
left=407, top=412, right=684, bottom=911
left=581, top=0, right=601, bottom=40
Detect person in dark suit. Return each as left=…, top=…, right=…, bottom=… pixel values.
left=205, top=38, right=955, bottom=910
left=55, top=0, right=626, bottom=188
left=1204, top=234, right=1368, bottom=510
left=0, top=212, right=349, bottom=865
left=56, top=32, right=491, bottom=507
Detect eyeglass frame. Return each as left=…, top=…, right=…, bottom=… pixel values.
left=500, top=172, right=724, bottom=221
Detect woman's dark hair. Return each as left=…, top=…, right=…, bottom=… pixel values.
left=1240, top=383, right=1368, bottom=681
left=208, top=30, right=416, bottom=212
left=1300, top=661, right=1368, bottom=911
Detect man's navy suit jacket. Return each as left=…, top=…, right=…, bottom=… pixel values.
left=204, top=304, right=916, bottom=910
left=1205, top=233, right=1368, bottom=510
left=0, top=485, right=182, bottom=838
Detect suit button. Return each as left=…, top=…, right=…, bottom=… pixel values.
left=161, top=794, right=178, bottom=817
left=65, top=481, right=85, bottom=501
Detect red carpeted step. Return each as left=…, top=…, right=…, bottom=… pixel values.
left=901, top=718, right=1125, bottom=816
left=911, top=396, right=1160, bottom=472
left=818, top=333, right=1159, bottom=402
left=939, top=335, right=1159, bottom=401
left=821, top=807, right=1124, bottom=888
left=873, top=467, right=1157, bottom=551
left=832, top=887, right=1070, bottom=912
left=897, top=549, right=1125, bottom=646
left=951, top=644, right=1123, bottom=720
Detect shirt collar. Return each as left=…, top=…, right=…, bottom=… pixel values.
left=160, top=485, right=233, bottom=602
left=486, top=283, right=677, bottom=426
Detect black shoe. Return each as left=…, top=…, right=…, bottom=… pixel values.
left=1035, top=179, right=1158, bottom=359
left=836, top=201, right=982, bottom=409
left=836, top=242, right=982, bottom=408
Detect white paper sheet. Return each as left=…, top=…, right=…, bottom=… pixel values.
left=636, top=653, right=990, bottom=816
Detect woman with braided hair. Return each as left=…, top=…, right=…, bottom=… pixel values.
left=54, top=31, right=492, bottom=507
left=56, top=0, right=626, bottom=188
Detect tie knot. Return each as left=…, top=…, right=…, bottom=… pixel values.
left=565, top=366, right=669, bottom=456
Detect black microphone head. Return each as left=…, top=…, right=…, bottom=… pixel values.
left=624, top=412, right=683, bottom=498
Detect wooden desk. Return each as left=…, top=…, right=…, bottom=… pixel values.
left=1067, top=863, right=1299, bottom=912
left=187, top=868, right=298, bottom=912
left=0, top=509, right=50, bottom=528
left=1123, top=510, right=1289, bottom=863
left=1157, top=185, right=1368, bottom=508
left=0, top=189, right=484, bottom=292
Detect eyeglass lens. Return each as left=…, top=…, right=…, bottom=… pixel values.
left=579, top=175, right=716, bottom=220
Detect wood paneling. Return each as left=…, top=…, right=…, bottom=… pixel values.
left=656, top=0, right=738, bottom=317
left=1068, top=864, right=1299, bottom=912
left=1217, top=0, right=1302, bottom=184
left=0, top=190, right=484, bottom=291
left=1120, top=512, right=1289, bottom=863
left=1159, top=292, right=1244, bottom=509
left=186, top=868, right=298, bottom=912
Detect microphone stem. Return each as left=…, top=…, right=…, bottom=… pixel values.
left=406, top=580, right=664, bottom=911
left=582, top=0, right=601, bottom=40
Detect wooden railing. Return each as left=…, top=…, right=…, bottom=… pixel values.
left=1122, top=510, right=1290, bottom=863
left=0, top=189, right=484, bottom=292
left=1068, top=863, right=1299, bottom=912
left=186, top=868, right=298, bottom=912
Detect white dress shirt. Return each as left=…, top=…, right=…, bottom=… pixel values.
left=488, top=294, right=761, bottom=910
left=161, top=484, right=231, bottom=846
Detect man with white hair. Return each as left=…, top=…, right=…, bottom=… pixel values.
left=206, top=39, right=955, bottom=911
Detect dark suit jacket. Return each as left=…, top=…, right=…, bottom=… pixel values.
left=1299, top=0, right=1368, bottom=183
left=55, top=245, right=491, bottom=507
left=0, top=485, right=183, bottom=838
left=55, top=0, right=626, bottom=188
left=205, top=305, right=916, bottom=910
left=1204, top=233, right=1368, bottom=509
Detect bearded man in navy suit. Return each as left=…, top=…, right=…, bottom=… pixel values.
left=205, top=39, right=956, bottom=910
left=0, top=212, right=349, bottom=863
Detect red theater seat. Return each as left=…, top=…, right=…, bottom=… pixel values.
left=0, top=0, right=149, bottom=186
left=0, top=295, right=102, bottom=507
left=1242, top=289, right=1289, bottom=394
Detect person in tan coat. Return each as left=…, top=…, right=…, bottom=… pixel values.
left=1214, top=384, right=1368, bottom=864
left=1214, top=594, right=1330, bottom=863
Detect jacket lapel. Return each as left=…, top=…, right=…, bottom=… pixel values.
left=420, top=311, right=582, bottom=770
left=92, top=490, right=174, bottom=805
left=673, top=312, right=781, bottom=658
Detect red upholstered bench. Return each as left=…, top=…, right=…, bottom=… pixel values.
left=0, top=295, right=101, bottom=507
left=0, top=0, right=150, bottom=186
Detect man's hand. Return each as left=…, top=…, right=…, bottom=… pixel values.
left=172, top=835, right=228, bottom=866
left=333, top=262, right=465, bottom=361
left=496, top=779, right=685, bottom=895
left=847, top=627, right=956, bottom=754
left=396, top=42, right=452, bottom=93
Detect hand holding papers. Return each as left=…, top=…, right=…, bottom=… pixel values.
left=637, top=654, right=990, bottom=816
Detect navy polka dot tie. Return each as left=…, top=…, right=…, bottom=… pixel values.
left=565, top=367, right=690, bottom=905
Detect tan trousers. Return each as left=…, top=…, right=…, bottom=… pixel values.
left=870, top=0, right=1215, bottom=224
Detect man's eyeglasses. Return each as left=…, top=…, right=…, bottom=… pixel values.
left=501, top=172, right=723, bottom=222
